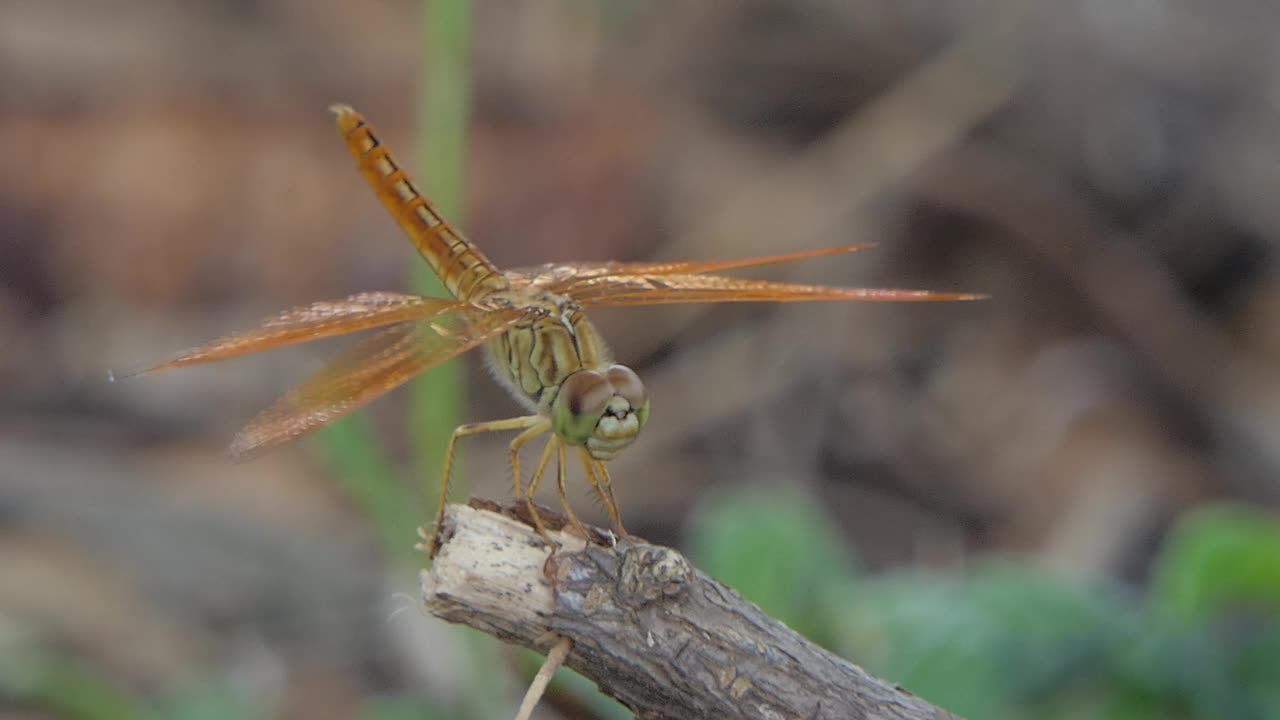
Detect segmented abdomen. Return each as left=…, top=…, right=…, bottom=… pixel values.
left=333, top=105, right=509, bottom=300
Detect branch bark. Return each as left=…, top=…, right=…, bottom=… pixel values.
left=420, top=501, right=959, bottom=720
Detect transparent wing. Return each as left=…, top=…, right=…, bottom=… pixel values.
left=228, top=307, right=525, bottom=457
left=509, top=245, right=876, bottom=293
left=135, top=293, right=464, bottom=375
left=565, top=273, right=986, bottom=307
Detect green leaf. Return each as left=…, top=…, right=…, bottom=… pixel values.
left=1109, top=504, right=1280, bottom=720
left=839, top=562, right=1130, bottom=720
left=151, top=678, right=260, bottom=720
left=1151, top=504, right=1280, bottom=625
left=685, top=485, right=858, bottom=646
left=0, top=644, right=146, bottom=720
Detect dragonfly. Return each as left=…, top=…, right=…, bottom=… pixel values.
left=134, top=105, right=983, bottom=551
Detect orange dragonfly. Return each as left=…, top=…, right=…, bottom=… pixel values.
left=135, top=105, right=982, bottom=550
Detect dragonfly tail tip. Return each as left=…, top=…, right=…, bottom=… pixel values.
left=107, top=365, right=152, bottom=382
left=329, top=104, right=362, bottom=135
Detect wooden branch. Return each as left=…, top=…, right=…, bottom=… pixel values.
left=420, top=501, right=959, bottom=720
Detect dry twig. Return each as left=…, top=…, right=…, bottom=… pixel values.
left=515, top=635, right=573, bottom=720
left=420, top=501, right=958, bottom=720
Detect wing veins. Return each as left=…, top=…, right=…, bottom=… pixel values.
left=229, top=309, right=524, bottom=456
left=136, top=293, right=465, bottom=376
left=571, top=274, right=985, bottom=307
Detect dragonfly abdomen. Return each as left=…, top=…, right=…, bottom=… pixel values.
left=332, top=105, right=508, bottom=300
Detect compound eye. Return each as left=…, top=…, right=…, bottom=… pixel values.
left=553, top=370, right=613, bottom=444
left=561, top=370, right=612, bottom=419
left=604, top=365, right=646, bottom=407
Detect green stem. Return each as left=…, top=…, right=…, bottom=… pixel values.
left=414, top=0, right=471, bottom=510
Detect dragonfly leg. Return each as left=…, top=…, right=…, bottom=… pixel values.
left=555, top=441, right=589, bottom=539
left=508, top=420, right=552, bottom=504
left=577, top=450, right=629, bottom=540
left=577, top=449, right=614, bottom=521
left=432, top=414, right=545, bottom=555
left=592, top=458, right=630, bottom=539
left=523, top=435, right=559, bottom=547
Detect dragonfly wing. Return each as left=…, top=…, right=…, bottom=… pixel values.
left=511, top=244, right=876, bottom=293
left=138, top=293, right=464, bottom=375
left=567, top=273, right=986, bottom=307
left=229, top=307, right=525, bottom=457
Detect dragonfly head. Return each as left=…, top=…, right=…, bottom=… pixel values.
left=552, top=364, right=649, bottom=460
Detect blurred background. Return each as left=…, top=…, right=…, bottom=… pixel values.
left=3, top=1, right=1280, bottom=718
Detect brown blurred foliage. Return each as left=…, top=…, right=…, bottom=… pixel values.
left=2, top=0, right=1279, bottom=716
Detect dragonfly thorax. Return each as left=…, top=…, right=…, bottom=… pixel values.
left=551, top=365, right=650, bottom=459
left=484, top=298, right=649, bottom=459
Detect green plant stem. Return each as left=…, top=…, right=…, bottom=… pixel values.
left=318, top=418, right=418, bottom=567
left=417, top=3, right=513, bottom=716
left=414, top=0, right=471, bottom=511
